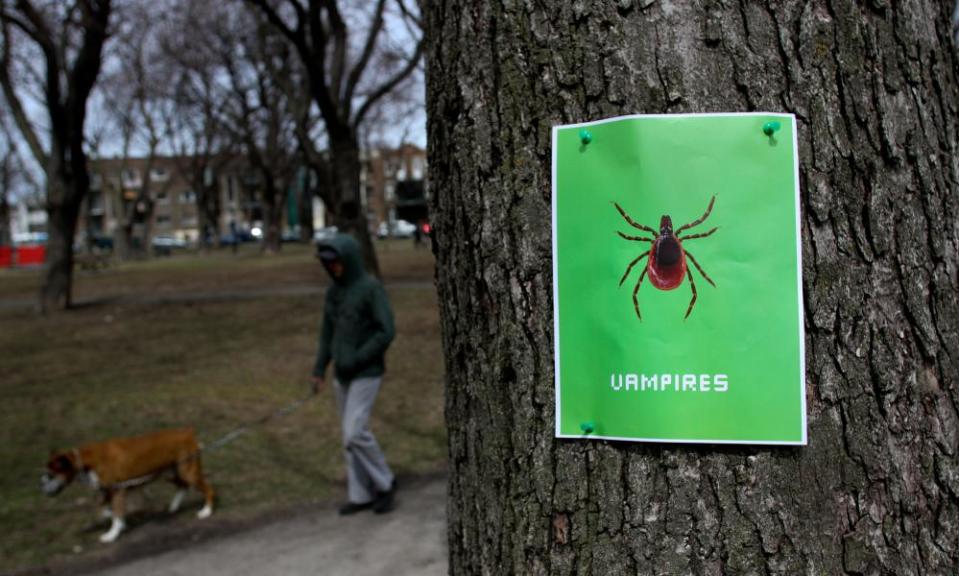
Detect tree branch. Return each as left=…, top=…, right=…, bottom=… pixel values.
left=9, top=1, right=55, bottom=54
left=66, top=0, right=111, bottom=125
left=343, top=0, right=386, bottom=110
left=394, top=0, right=421, bottom=29
left=325, top=0, right=348, bottom=107
left=0, top=16, right=47, bottom=165
left=247, top=0, right=340, bottom=130
left=244, top=0, right=306, bottom=52
left=351, top=33, right=423, bottom=130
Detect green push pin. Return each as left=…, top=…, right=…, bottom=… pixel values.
left=579, top=129, right=593, bottom=145
left=580, top=421, right=595, bottom=435
left=762, top=121, right=782, bottom=137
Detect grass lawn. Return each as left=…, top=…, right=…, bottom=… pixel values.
left=0, top=240, right=444, bottom=574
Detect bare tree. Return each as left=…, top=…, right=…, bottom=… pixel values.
left=265, top=23, right=323, bottom=243
left=157, top=0, right=235, bottom=249
left=245, top=0, right=424, bottom=275
left=429, top=2, right=959, bottom=574
left=0, top=116, right=22, bottom=246
left=213, top=7, right=301, bottom=253
left=0, top=109, right=41, bottom=247
left=97, top=2, right=173, bottom=260
left=0, top=0, right=112, bottom=311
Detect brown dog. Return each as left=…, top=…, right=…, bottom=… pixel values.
left=42, top=428, right=215, bottom=542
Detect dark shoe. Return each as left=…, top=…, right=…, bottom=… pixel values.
left=373, top=479, right=397, bottom=514
left=338, top=501, right=373, bottom=516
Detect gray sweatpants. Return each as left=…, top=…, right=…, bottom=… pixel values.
left=333, top=376, right=395, bottom=504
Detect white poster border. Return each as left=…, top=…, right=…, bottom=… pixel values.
left=551, top=112, right=807, bottom=446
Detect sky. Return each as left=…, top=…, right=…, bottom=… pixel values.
left=1, top=0, right=426, bottom=202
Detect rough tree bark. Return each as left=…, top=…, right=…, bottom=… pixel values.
left=428, top=2, right=959, bottom=574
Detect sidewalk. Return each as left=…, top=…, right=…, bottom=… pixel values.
left=0, top=281, right=434, bottom=310
left=93, top=477, right=447, bottom=576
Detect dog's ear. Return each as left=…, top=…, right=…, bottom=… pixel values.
left=50, top=454, right=73, bottom=473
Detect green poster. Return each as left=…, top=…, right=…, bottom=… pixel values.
left=552, top=113, right=806, bottom=445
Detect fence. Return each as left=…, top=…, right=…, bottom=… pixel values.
left=0, top=245, right=46, bottom=268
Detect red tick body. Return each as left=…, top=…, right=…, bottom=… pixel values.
left=613, top=197, right=718, bottom=320
left=647, top=216, right=686, bottom=291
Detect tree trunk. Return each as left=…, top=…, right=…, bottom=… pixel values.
left=140, top=199, right=155, bottom=258
left=0, top=197, right=10, bottom=247
left=114, top=215, right=135, bottom=260
left=193, top=171, right=221, bottom=251
left=41, top=177, right=82, bottom=312
left=428, top=2, right=959, bottom=574
left=0, top=155, right=11, bottom=246
left=261, top=172, right=283, bottom=254
left=330, top=134, right=380, bottom=276
left=298, top=171, right=314, bottom=242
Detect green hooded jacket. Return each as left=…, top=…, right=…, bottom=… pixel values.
left=313, top=234, right=395, bottom=382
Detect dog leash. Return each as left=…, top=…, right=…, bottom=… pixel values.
left=202, top=390, right=317, bottom=453
left=105, top=390, right=318, bottom=491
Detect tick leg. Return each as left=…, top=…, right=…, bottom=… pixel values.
left=684, top=267, right=698, bottom=320
left=684, top=249, right=716, bottom=287
left=675, top=195, right=716, bottom=236
left=632, top=267, right=648, bottom=321
left=613, top=202, right=657, bottom=235
left=619, top=252, right=649, bottom=286
left=679, top=226, right=718, bottom=241
left=617, top=231, right=654, bottom=242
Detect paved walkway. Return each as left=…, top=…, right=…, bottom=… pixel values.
left=95, top=477, right=447, bottom=576
left=0, top=281, right=434, bottom=310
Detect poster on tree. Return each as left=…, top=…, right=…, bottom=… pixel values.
left=552, top=113, right=806, bottom=445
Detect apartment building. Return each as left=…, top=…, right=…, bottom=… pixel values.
left=83, top=155, right=258, bottom=246
left=363, top=144, right=428, bottom=228
left=78, top=145, right=426, bottom=248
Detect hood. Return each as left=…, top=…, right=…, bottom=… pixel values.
left=318, top=233, right=366, bottom=285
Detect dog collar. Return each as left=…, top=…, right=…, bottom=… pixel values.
left=71, top=448, right=99, bottom=489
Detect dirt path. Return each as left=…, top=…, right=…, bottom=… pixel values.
left=90, top=476, right=446, bottom=576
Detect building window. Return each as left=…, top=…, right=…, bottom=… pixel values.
left=180, top=190, right=197, bottom=204
left=150, top=167, right=169, bottom=182
left=156, top=190, right=169, bottom=204
left=156, top=215, right=171, bottom=227
left=412, top=157, right=424, bottom=180
left=122, top=169, right=140, bottom=187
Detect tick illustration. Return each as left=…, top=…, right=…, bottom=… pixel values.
left=613, top=196, right=718, bottom=321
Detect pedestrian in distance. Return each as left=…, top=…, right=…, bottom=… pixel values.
left=311, top=233, right=398, bottom=515
left=229, top=220, right=238, bottom=255
left=412, top=221, right=423, bottom=249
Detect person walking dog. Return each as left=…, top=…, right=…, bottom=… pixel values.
left=311, top=233, right=397, bottom=515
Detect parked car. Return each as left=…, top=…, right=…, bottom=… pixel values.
left=91, top=235, right=114, bottom=251
left=313, top=226, right=339, bottom=243
left=376, top=220, right=416, bottom=239
left=12, top=232, right=48, bottom=245
left=152, top=235, right=188, bottom=248
left=152, top=235, right=188, bottom=256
